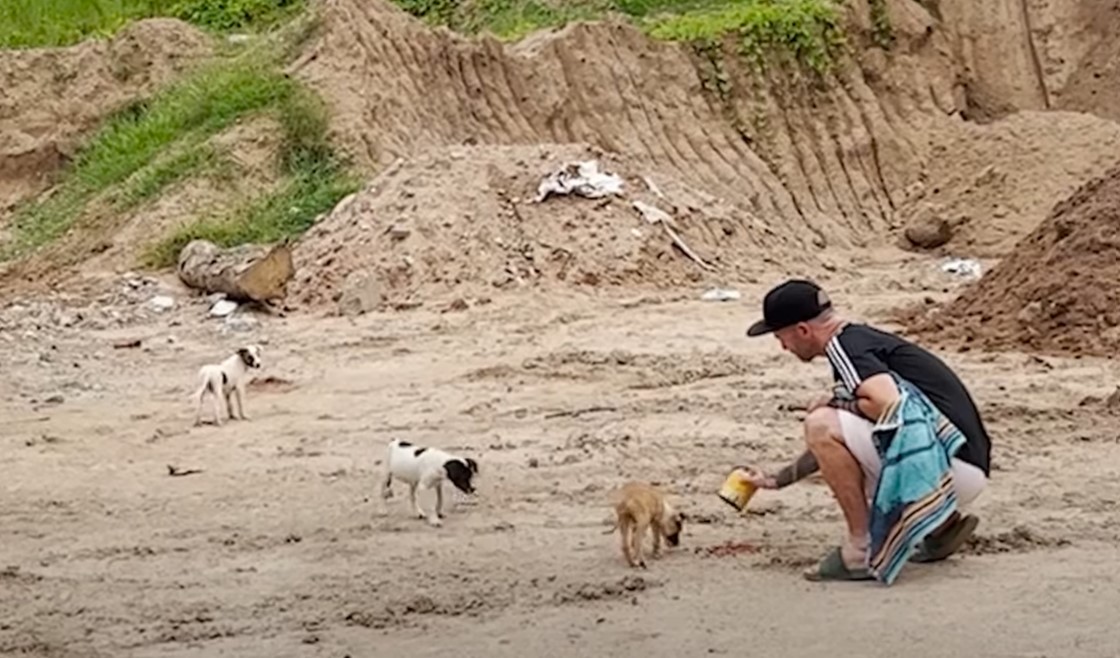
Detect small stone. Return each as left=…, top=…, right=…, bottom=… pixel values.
left=528, top=457, right=540, bottom=468
left=902, top=204, right=953, bottom=249
left=149, top=296, right=175, bottom=312
left=210, top=299, right=238, bottom=317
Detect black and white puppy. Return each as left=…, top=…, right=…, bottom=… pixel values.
left=381, top=438, right=479, bottom=527
left=192, top=345, right=263, bottom=426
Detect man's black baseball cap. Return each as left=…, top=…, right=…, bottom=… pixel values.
left=746, top=279, right=832, bottom=336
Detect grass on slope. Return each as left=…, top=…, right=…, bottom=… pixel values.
left=393, top=0, right=847, bottom=73
left=141, top=85, right=360, bottom=268
left=0, top=0, right=304, bottom=48
left=3, top=32, right=358, bottom=268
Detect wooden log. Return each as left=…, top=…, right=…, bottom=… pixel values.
left=176, top=239, right=295, bottom=303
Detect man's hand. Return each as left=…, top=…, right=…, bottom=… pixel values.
left=807, top=393, right=833, bottom=412
left=737, top=466, right=778, bottom=490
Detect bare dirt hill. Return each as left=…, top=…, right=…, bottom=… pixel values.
left=285, top=0, right=1120, bottom=314
left=290, top=143, right=809, bottom=310
left=0, top=19, right=214, bottom=216
left=938, top=0, right=1120, bottom=121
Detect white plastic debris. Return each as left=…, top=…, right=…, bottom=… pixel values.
left=534, top=160, right=624, bottom=202
left=149, top=295, right=175, bottom=312
left=941, top=258, right=983, bottom=279
left=210, top=299, right=239, bottom=317
left=632, top=200, right=674, bottom=226
left=701, top=288, right=741, bottom=302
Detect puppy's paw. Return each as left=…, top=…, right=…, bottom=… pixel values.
left=427, top=517, right=443, bottom=528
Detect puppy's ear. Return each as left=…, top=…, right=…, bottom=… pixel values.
left=465, top=457, right=478, bottom=474
left=443, top=460, right=475, bottom=494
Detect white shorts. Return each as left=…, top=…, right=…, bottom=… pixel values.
left=837, top=411, right=988, bottom=508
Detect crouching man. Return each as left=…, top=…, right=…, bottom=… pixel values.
left=740, top=279, right=992, bottom=583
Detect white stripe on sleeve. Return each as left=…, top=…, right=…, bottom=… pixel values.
left=826, top=336, right=862, bottom=393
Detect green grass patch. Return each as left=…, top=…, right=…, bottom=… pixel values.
left=143, top=164, right=359, bottom=268
left=2, top=60, right=295, bottom=259
left=390, top=0, right=846, bottom=73
left=139, top=58, right=360, bottom=269
left=645, top=0, right=845, bottom=74
left=74, top=63, right=290, bottom=191
left=4, top=29, right=358, bottom=269
left=112, top=142, right=224, bottom=209
left=868, top=0, right=893, bottom=49
left=0, top=0, right=305, bottom=49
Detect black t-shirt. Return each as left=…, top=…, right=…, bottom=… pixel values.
left=826, top=323, right=992, bottom=476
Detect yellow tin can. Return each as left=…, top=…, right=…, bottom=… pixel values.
left=718, top=468, right=758, bottom=512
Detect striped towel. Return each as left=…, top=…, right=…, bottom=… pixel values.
left=866, top=374, right=967, bottom=585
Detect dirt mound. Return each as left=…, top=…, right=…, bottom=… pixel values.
left=892, top=110, right=1120, bottom=257
left=290, top=143, right=805, bottom=310
left=292, top=0, right=1120, bottom=279
left=0, top=19, right=213, bottom=215
left=902, top=164, right=1120, bottom=357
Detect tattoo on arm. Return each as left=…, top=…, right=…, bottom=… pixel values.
left=827, top=396, right=861, bottom=416
left=774, top=450, right=820, bottom=489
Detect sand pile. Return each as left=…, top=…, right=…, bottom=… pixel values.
left=292, top=0, right=1120, bottom=267
left=904, top=164, right=1120, bottom=357
left=0, top=19, right=213, bottom=215
left=290, top=143, right=807, bottom=312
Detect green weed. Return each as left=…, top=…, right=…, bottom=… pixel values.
left=389, top=0, right=846, bottom=73
left=143, top=165, right=359, bottom=268
left=868, top=0, right=893, bottom=49
left=139, top=57, right=360, bottom=269
left=0, top=0, right=305, bottom=49
left=3, top=61, right=294, bottom=258
left=645, top=0, right=845, bottom=74
left=171, top=0, right=304, bottom=31
left=112, top=143, right=223, bottom=209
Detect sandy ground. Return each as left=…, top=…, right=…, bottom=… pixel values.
left=5, top=252, right=1120, bottom=657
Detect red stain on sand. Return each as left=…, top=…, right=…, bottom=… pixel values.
left=696, top=541, right=760, bottom=557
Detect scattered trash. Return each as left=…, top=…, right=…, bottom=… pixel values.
left=168, top=464, right=203, bottom=477
left=633, top=200, right=673, bottom=225
left=701, top=288, right=741, bottom=302
left=941, top=258, right=983, bottom=279
left=631, top=201, right=716, bottom=272
left=534, top=160, right=623, bottom=202
left=149, top=295, right=175, bottom=312
left=112, top=338, right=142, bottom=349
left=642, top=175, right=666, bottom=199
left=209, top=299, right=238, bottom=318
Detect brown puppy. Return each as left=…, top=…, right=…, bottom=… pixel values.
left=604, top=481, right=685, bottom=568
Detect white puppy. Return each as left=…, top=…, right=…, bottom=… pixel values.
left=381, top=438, right=479, bottom=527
left=192, top=345, right=263, bottom=426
